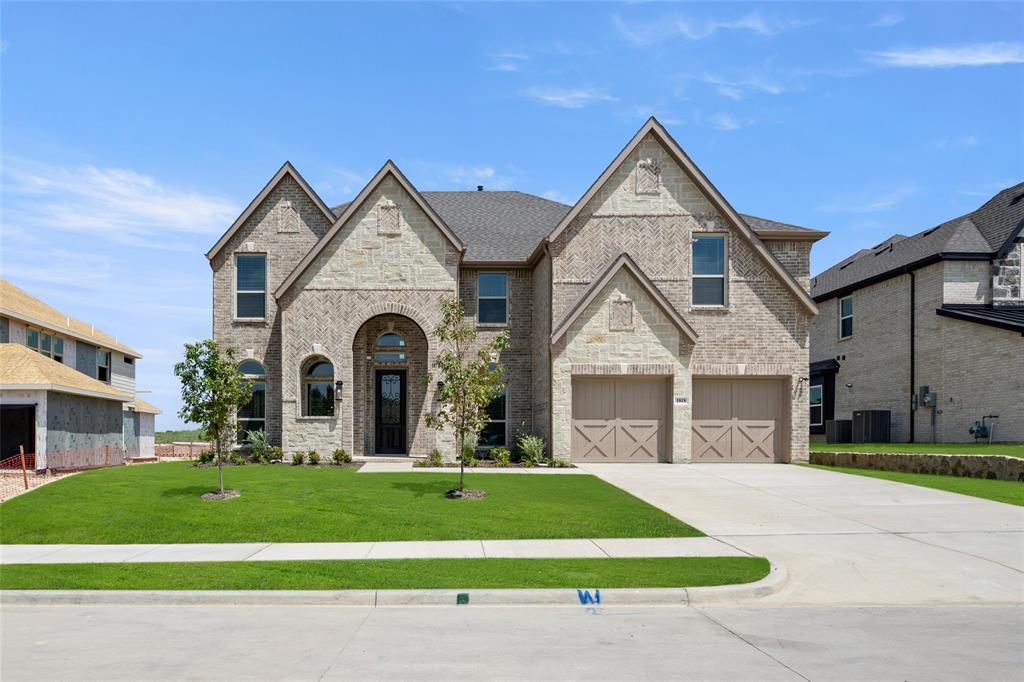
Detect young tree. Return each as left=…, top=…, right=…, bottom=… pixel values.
left=425, top=297, right=510, bottom=493
left=174, top=340, right=253, bottom=495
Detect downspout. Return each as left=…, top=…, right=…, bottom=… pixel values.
left=908, top=269, right=915, bottom=443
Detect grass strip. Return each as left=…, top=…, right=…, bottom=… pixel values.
left=0, top=557, right=769, bottom=591
left=804, top=464, right=1023, bottom=506
left=809, top=442, right=1024, bottom=458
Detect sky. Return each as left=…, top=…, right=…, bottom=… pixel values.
left=2, top=2, right=1022, bottom=429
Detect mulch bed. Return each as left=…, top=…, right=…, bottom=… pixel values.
left=201, top=489, right=240, bottom=501
left=445, top=488, right=487, bottom=499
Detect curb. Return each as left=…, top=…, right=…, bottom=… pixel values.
left=0, top=564, right=786, bottom=607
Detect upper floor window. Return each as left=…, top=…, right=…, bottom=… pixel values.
left=374, top=332, right=406, bottom=363
left=809, top=384, right=823, bottom=426
left=237, top=360, right=266, bottom=443
left=235, top=254, right=267, bottom=320
left=97, top=350, right=111, bottom=383
left=692, top=235, right=727, bottom=306
left=477, top=273, right=508, bottom=325
left=303, top=359, right=335, bottom=417
left=839, top=296, right=853, bottom=339
left=26, top=329, right=63, bottom=363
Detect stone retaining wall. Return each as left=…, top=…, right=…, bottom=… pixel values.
left=810, top=451, right=1024, bottom=482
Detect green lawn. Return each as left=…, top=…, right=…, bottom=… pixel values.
left=810, top=442, right=1024, bottom=458
left=155, top=429, right=205, bottom=444
left=0, top=557, right=767, bottom=590
left=804, top=464, right=1024, bottom=506
left=0, top=462, right=700, bottom=544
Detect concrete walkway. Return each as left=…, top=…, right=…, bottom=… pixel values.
left=0, top=536, right=747, bottom=565
left=577, top=462, right=1024, bottom=606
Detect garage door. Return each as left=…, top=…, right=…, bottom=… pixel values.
left=571, top=377, right=669, bottom=462
left=691, top=378, right=785, bottom=463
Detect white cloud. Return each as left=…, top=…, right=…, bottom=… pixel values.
left=708, top=113, right=742, bottom=131
left=521, top=87, right=615, bottom=109
left=868, top=42, right=1024, bottom=68
left=870, top=13, right=904, bottom=28
left=703, top=73, right=788, bottom=101
left=2, top=158, right=239, bottom=248
left=818, top=186, right=917, bottom=213
left=488, top=52, right=529, bottom=72
left=931, top=135, right=979, bottom=150
left=613, top=12, right=813, bottom=46
left=542, top=189, right=572, bottom=204
left=957, top=179, right=1016, bottom=198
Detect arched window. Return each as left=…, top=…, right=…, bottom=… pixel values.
left=237, top=361, right=266, bottom=443
left=303, top=359, right=335, bottom=417
left=374, top=332, right=406, bottom=363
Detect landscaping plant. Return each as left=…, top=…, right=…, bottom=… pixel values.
left=291, top=452, right=305, bottom=466
left=246, top=429, right=273, bottom=464
left=174, top=340, right=254, bottom=496
left=517, top=434, right=546, bottom=467
left=332, top=449, right=352, bottom=465
left=307, top=450, right=321, bottom=466
left=491, top=447, right=511, bottom=467
left=415, top=449, right=444, bottom=468
left=460, top=444, right=479, bottom=468
left=424, top=297, right=509, bottom=495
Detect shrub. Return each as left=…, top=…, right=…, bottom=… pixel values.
left=291, top=451, right=305, bottom=466
left=550, top=458, right=572, bottom=468
left=269, top=447, right=285, bottom=463
left=245, top=429, right=272, bottom=464
left=332, top=448, right=352, bottom=464
left=415, top=449, right=445, bottom=468
left=491, top=447, right=511, bottom=467
left=307, top=450, right=320, bottom=466
left=229, top=452, right=247, bottom=466
left=460, top=443, right=479, bottom=468
left=517, top=434, right=546, bottom=467
left=195, top=450, right=214, bottom=465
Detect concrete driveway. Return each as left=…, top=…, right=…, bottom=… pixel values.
left=577, top=463, right=1024, bottom=606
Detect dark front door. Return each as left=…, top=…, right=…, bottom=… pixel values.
left=375, top=370, right=407, bottom=454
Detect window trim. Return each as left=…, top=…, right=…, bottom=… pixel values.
left=301, top=357, right=335, bottom=418
left=234, top=252, right=268, bottom=322
left=478, top=364, right=507, bottom=449
left=839, top=295, right=854, bottom=339
left=477, top=272, right=509, bottom=326
left=691, top=233, right=729, bottom=308
left=809, top=383, right=823, bottom=427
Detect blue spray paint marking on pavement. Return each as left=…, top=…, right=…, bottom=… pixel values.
left=576, top=589, right=601, bottom=605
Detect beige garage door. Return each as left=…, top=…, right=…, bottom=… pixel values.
left=692, top=378, right=785, bottom=463
left=571, top=377, right=669, bottom=462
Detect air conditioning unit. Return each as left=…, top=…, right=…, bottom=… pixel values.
left=852, top=410, right=891, bottom=443
left=825, top=419, right=853, bottom=444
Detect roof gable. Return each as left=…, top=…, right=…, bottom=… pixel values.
left=545, top=117, right=818, bottom=315
left=275, top=161, right=465, bottom=299
left=551, top=253, right=699, bottom=345
left=206, top=161, right=337, bottom=261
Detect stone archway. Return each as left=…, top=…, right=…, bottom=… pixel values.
left=351, top=314, right=432, bottom=456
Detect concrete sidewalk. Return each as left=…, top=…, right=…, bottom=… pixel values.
left=0, top=536, right=748, bottom=565
left=356, top=461, right=584, bottom=473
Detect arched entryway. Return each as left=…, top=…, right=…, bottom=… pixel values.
left=352, top=314, right=430, bottom=456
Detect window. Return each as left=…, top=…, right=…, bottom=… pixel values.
left=97, top=350, right=111, bottom=383
left=477, top=273, right=508, bottom=324
left=124, top=357, right=134, bottom=365
left=374, top=332, right=406, bottom=363
left=692, top=235, right=727, bottom=306
left=237, top=361, right=267, bottom=443
left=235, top=254, right=267, bottom=319
left=839, top=296, right=853, bottom=339
left=303, top=360, right=334, bottom=417
left=25, top=330, right=63, bottom=362
left=478, top=364, right=506, bottom=447
left=809, top=384, right=823, bottom=427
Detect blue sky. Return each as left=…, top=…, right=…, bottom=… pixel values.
left=2, top=2, right=1022, bottom=429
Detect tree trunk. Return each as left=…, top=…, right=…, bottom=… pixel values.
left=458, top=434, right=465, bottom=491
left=216, top=434, right=225, bottom=494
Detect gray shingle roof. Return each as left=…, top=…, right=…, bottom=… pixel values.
left=811, top=183, right=1024, bottom=302
left=333, top=191, right=820, bottom=263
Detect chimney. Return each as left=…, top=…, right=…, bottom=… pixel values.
left=476, top=185, right=484, bottom=192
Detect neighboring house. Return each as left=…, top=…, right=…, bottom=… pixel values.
left=208, top=117, right=827, bottom=463
left=0, top=279, right=160, bottom=469
left=809, top=184, right=1024, bottom=444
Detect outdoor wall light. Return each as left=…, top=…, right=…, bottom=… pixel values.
left=436, top=381, right=445, bottom=391
left=334, top=381, right=344, bottom=401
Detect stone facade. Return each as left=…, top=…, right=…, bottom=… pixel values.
left=810, top=450, right=1024, bottom=482
left=549, top=133, right=811, bottom=462
left=811, top=259, right=1024, bottom=444
left=992, top=240, right=1022, bottom=305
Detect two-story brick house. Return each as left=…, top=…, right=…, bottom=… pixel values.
left=208, top=118, right=827, bottom=463
left=0, top=279, right=160, bottom=469
left=809, top=183, right=1023, bottom=444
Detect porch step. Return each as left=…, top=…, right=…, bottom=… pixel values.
left=353, top=455, right=424, bottom=463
